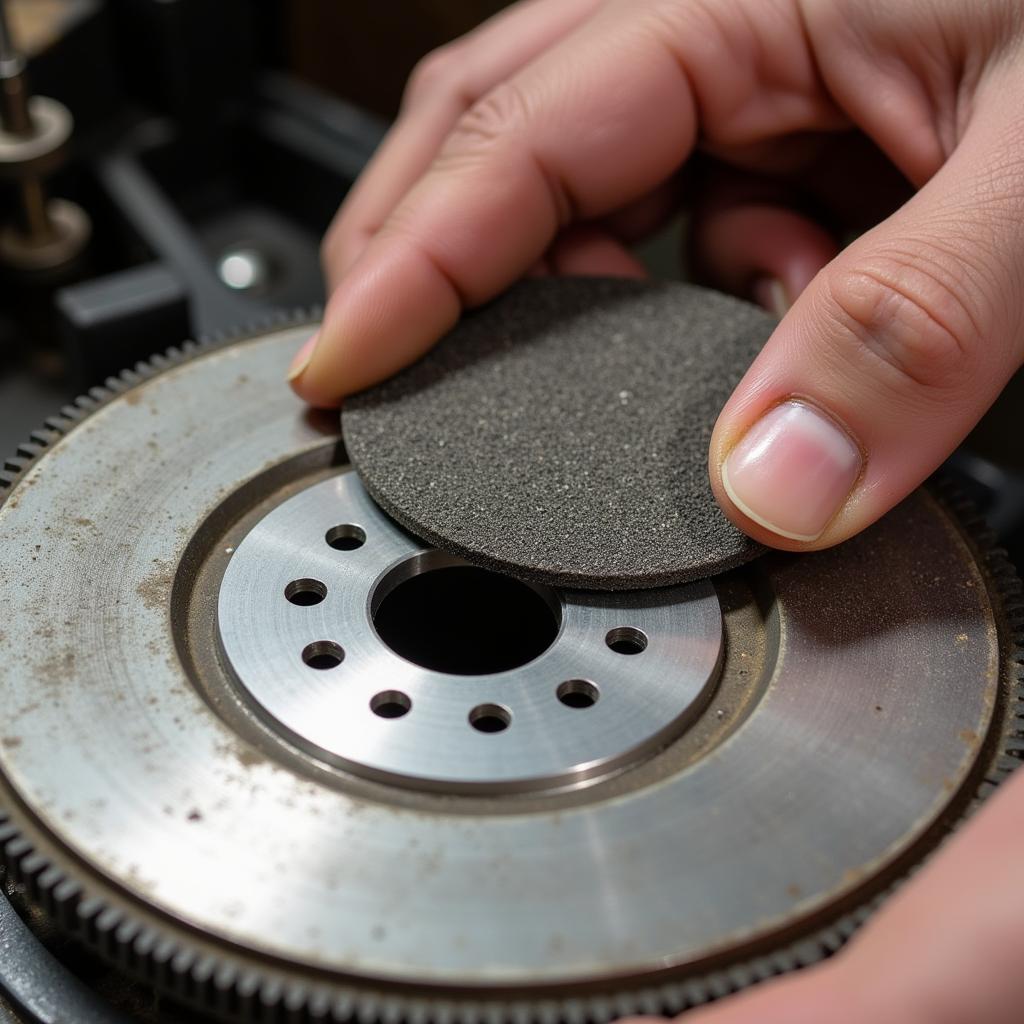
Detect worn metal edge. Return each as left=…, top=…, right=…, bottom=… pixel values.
left=0, top=328, right=1019, bottom=1023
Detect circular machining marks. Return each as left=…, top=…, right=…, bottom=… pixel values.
left=217, top=471, right=725, bottom=792
left=343, top=278, right=775, bottom=590
left=0, top=320, right=1019, bottom=1024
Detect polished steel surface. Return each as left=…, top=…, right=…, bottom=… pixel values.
left=218, top=473, right=723, bottom=792
left=0, top=325, right=1002, bottom=992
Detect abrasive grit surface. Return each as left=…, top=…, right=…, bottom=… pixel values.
left=343, top=278, right=774, bottom=590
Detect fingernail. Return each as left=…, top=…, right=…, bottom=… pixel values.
left=752, top=277, right=790, bottom=318
left=721, top=400, right=862, bottom=542
left=287, top=333, right=319, bottom=382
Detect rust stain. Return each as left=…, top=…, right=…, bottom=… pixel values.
left=136, top=559, right=174, bottom=612
left=958, top=728, right=979, bottom=745
left=217, top=741, right=268, bottom=770
left=36, top=648, right=74, bottom=688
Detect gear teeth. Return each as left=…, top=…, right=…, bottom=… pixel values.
left=746, top=955, right=778, bottom=983
left=170, top=945, right=194, bottom=971
left=15, top=441, right=44, bottom=459
left=679, top=979, right=710, bottom=1009
left=0, top=306, right=321, bottom=505
left=27, top=429, right=57, bottom=449
left=381, top=997, right=410, bottom=1024
left=235, top=970, right=262, bottom=1004
left=50, top=875, right=80, bottom=906
left=114, top=917, right=141, bottom=950
left=708, top=973, right=735, bottom=999
left=636, top=989, right=665, bottom=1015
left=95, top=905, right=122, bottom=934
left=260, top=983, right=290, bottom=1024
left=725, top=964, right=756, bottom=991
left=4, top=835, right=32, bottom=862
left=127, top=927, right=159, bottom=977
left=76, top=893, right=115, bottom=952
left=0, top=345, right=1021, bottom=1023
left=18, top=850, right=48, bottom=880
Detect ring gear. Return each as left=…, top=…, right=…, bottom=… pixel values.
left=0, top=317, right=1020, bottom=1024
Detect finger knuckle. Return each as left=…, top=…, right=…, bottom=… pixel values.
left=443, top=82, right=531, bottom=158
left=822, top=253, right=982, bottom=393
left=403, top=45, right=461, bottom=108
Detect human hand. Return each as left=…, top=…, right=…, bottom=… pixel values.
left=287, top=5, right=1024, bottom=1017
left=288, top=0, right=1024, bottom=552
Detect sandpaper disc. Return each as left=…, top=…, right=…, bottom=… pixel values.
left=343, top=278, right=773, bottom=590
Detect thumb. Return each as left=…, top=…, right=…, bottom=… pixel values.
left=710, top=91, right=1024, bottom=550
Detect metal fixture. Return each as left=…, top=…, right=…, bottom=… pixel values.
left=0, top=318, right=1019, bottom=1023
left=218, top=473, right=723, bottom=792
left=0, top=0, right=89, bottom=271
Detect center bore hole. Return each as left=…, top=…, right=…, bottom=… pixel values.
left=373, top=563, right=559, bottom=675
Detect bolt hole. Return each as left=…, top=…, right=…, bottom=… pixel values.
left=469, top=704, right=511, bottom=734
left=606, top=627, right=648, bottom=655
left=285, top=578, right=327, bottom=606
left=302, top=641, right=345, bottom=670
left=371, top=690, right=411, bottom=719
left=326, top=524, right=366, bottom=551
left=557, top=679, right=599, bottom=709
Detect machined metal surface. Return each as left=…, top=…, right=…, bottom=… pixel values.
left=0, top=321, right=1019, bottom=1022
left=219, top=474, right=723, bottom=792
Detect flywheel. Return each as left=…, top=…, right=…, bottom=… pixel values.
left=0, top=319, right=1020, bottom=1023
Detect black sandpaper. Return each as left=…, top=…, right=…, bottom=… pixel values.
left=343, top=278, right=773, bottom=590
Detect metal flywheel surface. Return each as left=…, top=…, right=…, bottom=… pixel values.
left=0, top=320, right=1020, bottom=1023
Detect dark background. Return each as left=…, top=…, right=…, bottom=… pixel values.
left=288, top=0, right=511, bottom=118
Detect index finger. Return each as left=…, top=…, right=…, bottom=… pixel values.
left=323, top=0, right=604, bottom=282
left=289, top=5, right=707, bottom=405
left=290, top=0, right=841, bottom=406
